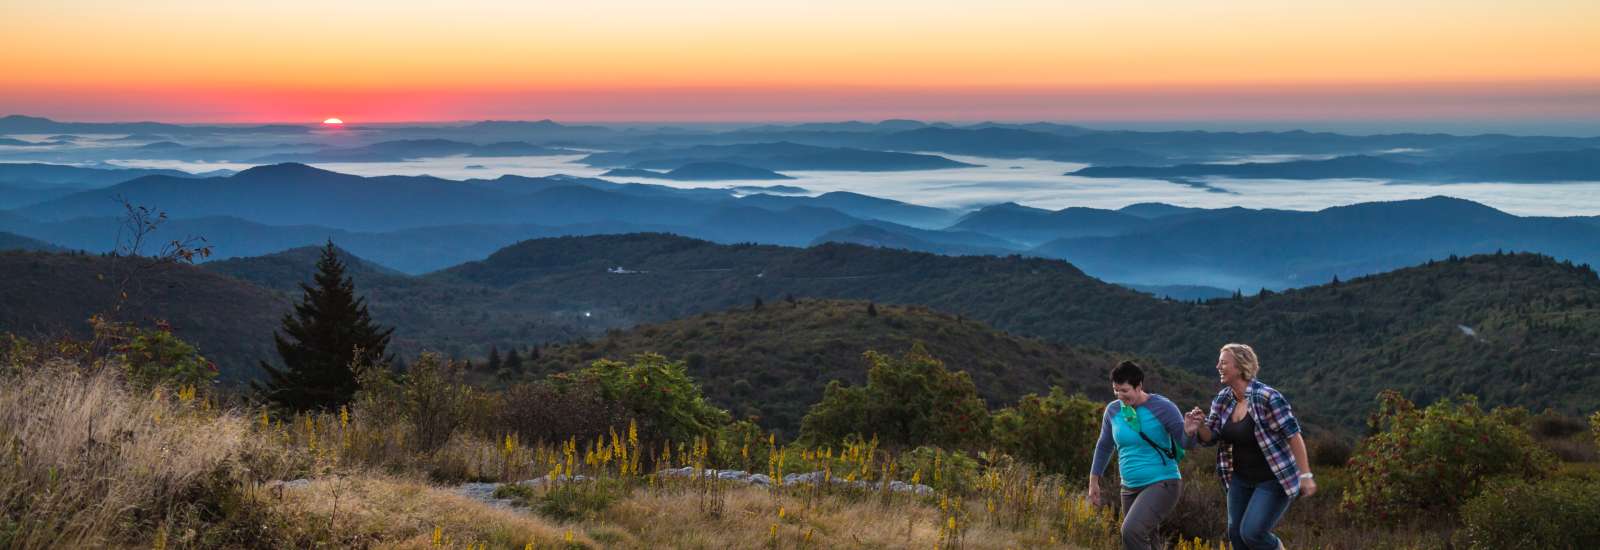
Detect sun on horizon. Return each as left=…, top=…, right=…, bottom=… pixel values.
left=322, top=117, right=344, bottom=126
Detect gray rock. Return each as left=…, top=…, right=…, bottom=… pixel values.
left=784, top=471, right=825, bottom=485
left=456, top=482, right=501, bottom=500
left=265, top=479, right=311, bottom=490
left=748, top=474, right=773, bottom=486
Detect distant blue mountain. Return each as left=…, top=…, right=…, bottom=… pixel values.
left=579, top=142, right=976, bottom=171
left=0, top=182, right=85, bottom=209
left=737, top=191, right=960, bottom=229
left=1116, top=203, right=1206, bottom=219
left=251, top=139, right=574, bottom=162
left=15, top=163, right=706, bottom=231
left=688, top=205, right=863, bottom=246
left=1070, top=149, right=1600, bottom=183
left=810, top=223, right=1020, bottom=256
left=728, top=184, right=808, bottom=194
left=948, top=202, right=1148, bottom=245
left=0, top=138, right=50, bottom=147
left=601, top=162, right=795, bottom=181
left=0, top=114, right=307, bottom=136
left=0, top=162, right=203, bottom=187
left=0, top=212, right=661, bottom=274
left=1030, top=196, right=1600, bottom=289
left=0, top=230, right=62, bottom=252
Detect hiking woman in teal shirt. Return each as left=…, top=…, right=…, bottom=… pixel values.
left=1088, top=361, right=1194, bottom=550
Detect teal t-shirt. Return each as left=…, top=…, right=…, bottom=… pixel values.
left=1110, top=403, right=1183, bottom=488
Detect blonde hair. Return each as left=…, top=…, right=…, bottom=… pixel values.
left=1222, top=343, right=1260, bottom=381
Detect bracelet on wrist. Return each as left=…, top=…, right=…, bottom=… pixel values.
left=1298, top=472, right=1314, bottom=480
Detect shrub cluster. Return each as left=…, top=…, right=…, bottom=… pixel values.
left=1457, top=474, right=1600, bottom=549
left=798, top=345, right=990, bottom=450
left=1591, top=411, right=1600, bottom=450
left=355, top=352, right=484, bottom=452
left=558, top=352, right=730, bottom=444
left=1342, top=390, right=1555, bottom=524
left=990, top=387, right=1102, bottom=478
left=493, top=381, right=631, bottom=445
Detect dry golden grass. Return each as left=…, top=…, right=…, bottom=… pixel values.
left=0, top=353, right=1481, bottom=549
left=596, top=483, right=1070, bottom=549
left=264, top=475, right=584, bottom=548
left=0, top=361, right=253, bottom=549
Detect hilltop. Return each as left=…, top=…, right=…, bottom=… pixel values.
left=0, top=230, right=63, bottom=252
left=5, top=234, right=1596, bottom=429
left=0, top=251, right=287, bottom=382
left=435, top=234, right=1600, bottom=428
left=529, top=299, right=1211, bottom=432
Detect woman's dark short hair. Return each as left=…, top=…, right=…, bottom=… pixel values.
left=1111, top=361, right=1144, bottom=387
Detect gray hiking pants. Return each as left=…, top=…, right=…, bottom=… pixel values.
left=1120, top=477, right=1183, bottom=550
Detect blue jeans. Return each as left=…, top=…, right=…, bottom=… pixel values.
left=1226, top=476, right=1292, bottom=550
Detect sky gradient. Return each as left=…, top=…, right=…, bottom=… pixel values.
left=4, top=0, right=1598, bottom=125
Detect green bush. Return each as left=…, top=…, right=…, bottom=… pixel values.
left=491, top=480, right=624, bottom=522
left=94, top=317, right=216, bottom=390
left=1342, top=391, right=1555, bottom=524
left=990, top=388, right=1100, bottom=478
left=1457, top=475, right=1600, bottom=549
left=1590, top=411, right=1600, bottom=450
left=895, top=446, right=981, bottom=493
left=492, top=381, right=631, bottom=445
left=562, top=353, right=729, bottom=443
left=798, top=344, right=990, bottom=450
left=355, top=352, right=478, bottom=452
left=710, top=419, right=769, bottom=470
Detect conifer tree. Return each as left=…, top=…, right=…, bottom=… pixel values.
left=486, top=345, right=502, bottom=372
left=503, top=348, right=524, bottom=375
left=255, top=241, right=393, bottom=411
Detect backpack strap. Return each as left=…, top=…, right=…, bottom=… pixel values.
left=1119, top=406, right=1180, bottom=464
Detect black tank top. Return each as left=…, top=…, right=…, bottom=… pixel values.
left=1219, top=413, right=1274, bottom=483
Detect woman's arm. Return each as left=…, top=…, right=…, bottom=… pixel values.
left=1287, top=432, right=1318, bottom=496
left=1191, top=409, right=1215, bottom=443
left=1263, top=387, right=1317, bottom=496
left=1087, top=404, right=1117, bottom=505
left=1188, top=399, right=1222, bottom=446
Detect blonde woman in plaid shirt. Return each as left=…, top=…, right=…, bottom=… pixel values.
left=1183, top=343, right=1316, bottom=550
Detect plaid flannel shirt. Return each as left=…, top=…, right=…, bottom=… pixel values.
left=1199, top=379, right=1304, bottom=497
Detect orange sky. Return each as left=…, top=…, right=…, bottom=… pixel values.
left=3, top=0, right=1598, bottom=123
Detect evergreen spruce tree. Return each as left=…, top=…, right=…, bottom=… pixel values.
left=255, top=241, right=393, bottom=412
left=486, top=345, right=502, bottom=372
left=503, top=348, right=524, bottom=375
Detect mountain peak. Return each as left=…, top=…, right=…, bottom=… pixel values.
left=233, top=162, right=342, bottom=180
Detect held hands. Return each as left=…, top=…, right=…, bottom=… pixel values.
left=1183, top=407, right=1206, bottom=435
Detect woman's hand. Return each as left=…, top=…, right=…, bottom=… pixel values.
left=1086, top=479, right=1103, bottom=506
left=1300, top=475, right=1318, bottom=497
left=1183, top=407, right=1206, bottom=435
